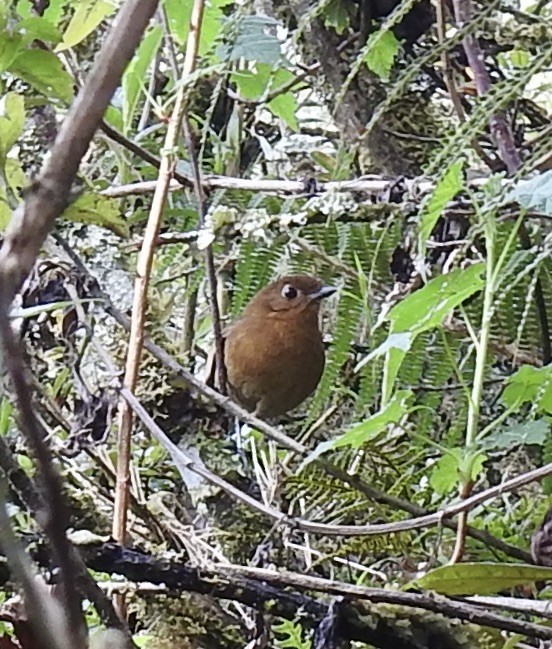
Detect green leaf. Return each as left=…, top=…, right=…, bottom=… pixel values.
left=482, top=418, right=550, bottom=450
left=419, top=161, right=464, bottom=247
left=0, top=32, right=24, bottom=71
left=16, top=453, right=34, bottom=472
left=8, top=49, right=73, bottom=102
left=17, top=17, right=62, bottom=44
left=122, top=26, right=163, bottom=133
left=364, top=29, right=400, bottom=81
left=336, top=389, right=412, bottom=447
left=62, top=194, right=129, bottom=237
left=387, top=264, right=485, bottom=335
left=406, top=563, right=552, bottom=596
left=322, top=0, right=350, bottom=35
left=303, top=390, right=412, bottom=465
left=165, top=0, right=226, bottom=53
left=0, top=1, right=7, bottom=30
left=358, top=332, right=411, bottom=401
left=0, top=397, right=13, bottom=436
left=5, top=157, right=26, bottom=195
left=17, top=0, right=65, bottom=25
left=430, top=450, right=461, bottom=495
left=164, top=0, right=192, bottom=44
left=56, top=0, right=116, bottom=51
left=509, top=49, right=529, bottom=67
left=0, top=188, right=11, bottom=230
left=103, top=105, right=124, bottom=132
left=268, top=93, right=298, bottom=131
left=43, top=0, right=66, bottom=26
left=502, top=365, right=552, bottom=414
left=508, top=169, right=552, bottom=216
left=0, top=92, right=25, bottom=168
left=217, top=16, right=282, bottom=65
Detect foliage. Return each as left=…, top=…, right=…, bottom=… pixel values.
left=0, top=0, right=552, bottom=646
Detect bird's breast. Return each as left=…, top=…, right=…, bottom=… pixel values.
left=224, top=314, right=325, bottom=417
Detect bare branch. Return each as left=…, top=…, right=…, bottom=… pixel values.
left=0, top=0, right=159, bottom=640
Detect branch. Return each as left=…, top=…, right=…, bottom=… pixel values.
left=0, top=0, right=159, bottom=640
left=112, top=0, right=200, bottom=554
left=0, top=428, right=134, bottom=644
left=27, top=540, right=552, bottom=644
left=0, top=479, right=73, bottom=649
left=216, top=564, right=552, bottom=641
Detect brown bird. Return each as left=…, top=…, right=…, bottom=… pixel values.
left=224, top=274, right=336, bottom=419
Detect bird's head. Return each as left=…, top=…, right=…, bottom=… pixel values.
left=244, top=274, right=336, bottom=319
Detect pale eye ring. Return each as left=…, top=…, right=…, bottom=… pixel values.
left=281, top=284, right=298, bottom=300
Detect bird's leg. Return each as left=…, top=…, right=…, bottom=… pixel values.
left=231, top=416, right=252, bottom=474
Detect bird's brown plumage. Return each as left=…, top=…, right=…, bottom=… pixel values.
left=224, top=274, right=336, bottom=419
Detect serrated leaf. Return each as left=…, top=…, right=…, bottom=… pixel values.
left=56, top=0, right=116, bottom=51
left=387, top=264, right=485, bottom=335
left=217, top=16, right=282, bottom=65
left=17, top=16, right=62, bottom=44
left=0, top=92, right=25, bottom=168
left=483, top=418, right=550, bottom=450
left=322, top=0, right=349, bottom=35
left=62, top=194, right=129, bottom=237
left=8, top=49, right=73, bottom=102
left=122, top=26, right=163, bottom=133
left=302, top=390, right=412, bottom=465
left=502, top=365, right=552, bottom=414
left=430, top=451, right=461, bottom=495
left=364, top=29, right=400, bottom=81
left=419, top=161, right=464, bottom=247
left=268, top=93, right=298, bottom=131
left=508, top=170, right=552, bottom=216
left=0, top=32, right=24, bottom=71
left=406, top=563, right=552, bottom=595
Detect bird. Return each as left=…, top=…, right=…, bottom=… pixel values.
left=224, top=274, right=336, bottom=419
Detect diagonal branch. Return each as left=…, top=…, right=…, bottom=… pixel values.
left=0, top=0, right=159, bottom=640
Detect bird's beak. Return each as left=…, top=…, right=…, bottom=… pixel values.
left=308, top=285, right=337, bottom=301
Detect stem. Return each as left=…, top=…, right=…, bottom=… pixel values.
left=465, top=221, right=495, bottom=449
left=112, top=0, right=206, bottom=617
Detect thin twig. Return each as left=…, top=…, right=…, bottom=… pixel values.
left=175, top=0, right=227, bottom=393
left=435, top=0, right=496, bottom=169
left=112, top=8, right=197, bottom=558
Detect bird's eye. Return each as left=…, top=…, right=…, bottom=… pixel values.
left=281, top=284, right=298, bottom=300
